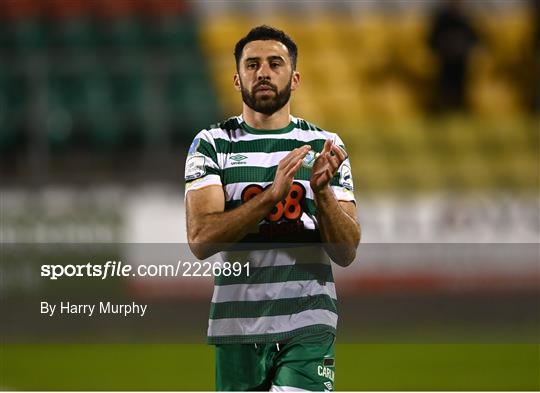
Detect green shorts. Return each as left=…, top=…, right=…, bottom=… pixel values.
left=215, top=331, right=336, bottom=391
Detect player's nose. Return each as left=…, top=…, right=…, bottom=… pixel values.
left=256, top=62, right=271, bottom=80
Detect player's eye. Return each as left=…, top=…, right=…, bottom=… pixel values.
left=246, top=62, right=258, bottom=69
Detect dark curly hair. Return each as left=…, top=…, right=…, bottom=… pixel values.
left=234, top=25, right=298, bottom=70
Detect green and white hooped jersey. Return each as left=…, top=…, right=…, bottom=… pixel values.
left=184, top=115, right=355, bottom=344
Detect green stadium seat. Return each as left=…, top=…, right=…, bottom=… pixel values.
left=147, top=16, right=198, bottom=50
left=108, top=65, right=147, bottom=115
left=9, top=19, right=47, bottom=52
left=0, top=23, right=15, bottom=51
left=87, top=116, right=122, bottom=149
left=0, top=64, right=28, bottom=152
left=0, top=65, right=27, bottom=114
left=47, top=68, right=86, bottom=115
left=45, top=106, right=74, bottom=150
left=59, top=69, right=128, bottom=150
left=48, top=19, right=98, bottom=50
left=171, top=79, right=218, bottom=131
left=96, top=18, right=145, bottom=50
left=0, top=96, right=21, bottom=152
left=166, top=56, right=219, bottom=132
left=45, top=65, right=103, bottom=150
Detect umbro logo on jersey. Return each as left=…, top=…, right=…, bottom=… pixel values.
left=229, top=154, right=248, bottom=165
left=323, top=381, right=333, bottom=391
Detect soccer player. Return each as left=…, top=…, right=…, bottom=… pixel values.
left=185, top=25, right=360, bottom=391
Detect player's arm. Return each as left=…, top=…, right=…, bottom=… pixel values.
left=314, top=191, right=360, bottom=267
left=311, top=140, right=361, bottom=267
left=186, top=145, right=311, bottom=259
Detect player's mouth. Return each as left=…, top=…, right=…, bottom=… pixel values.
left=254, top=84, right=276, bottom=93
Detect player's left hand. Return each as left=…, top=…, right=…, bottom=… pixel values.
left=310, top=139, right=348, bottom=194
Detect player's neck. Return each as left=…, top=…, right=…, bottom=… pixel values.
left=242, top=104, right=291, bottom=131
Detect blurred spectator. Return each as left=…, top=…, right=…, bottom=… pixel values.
left=429, top=0, right=478, bottom=112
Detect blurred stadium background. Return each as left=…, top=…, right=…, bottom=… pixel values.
left=1, top=0, right=539, bottom=390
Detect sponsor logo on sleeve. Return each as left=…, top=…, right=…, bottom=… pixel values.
left=339, top=164, right=353, bottom=191
left=185, top=154, right=206, bottom=181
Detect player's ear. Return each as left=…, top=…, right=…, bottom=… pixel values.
left=291, top=71, right=300, bottom=91
left=233, top=74, right=241, bottom=91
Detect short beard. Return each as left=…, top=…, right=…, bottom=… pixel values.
left=240, top=78, right=292, bottom=116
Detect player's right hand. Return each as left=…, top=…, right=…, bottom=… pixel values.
left=268, top=145, right=311, bottom=203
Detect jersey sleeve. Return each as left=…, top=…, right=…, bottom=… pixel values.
left=184, top=130, right=222, bottom=196
left=331, top=134, right=355, bottom=203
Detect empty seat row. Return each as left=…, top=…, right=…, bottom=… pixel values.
left=0, top=16, right=198, bottom=51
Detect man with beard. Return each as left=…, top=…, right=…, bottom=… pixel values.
left=185, top=26, right=360, bottom=391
